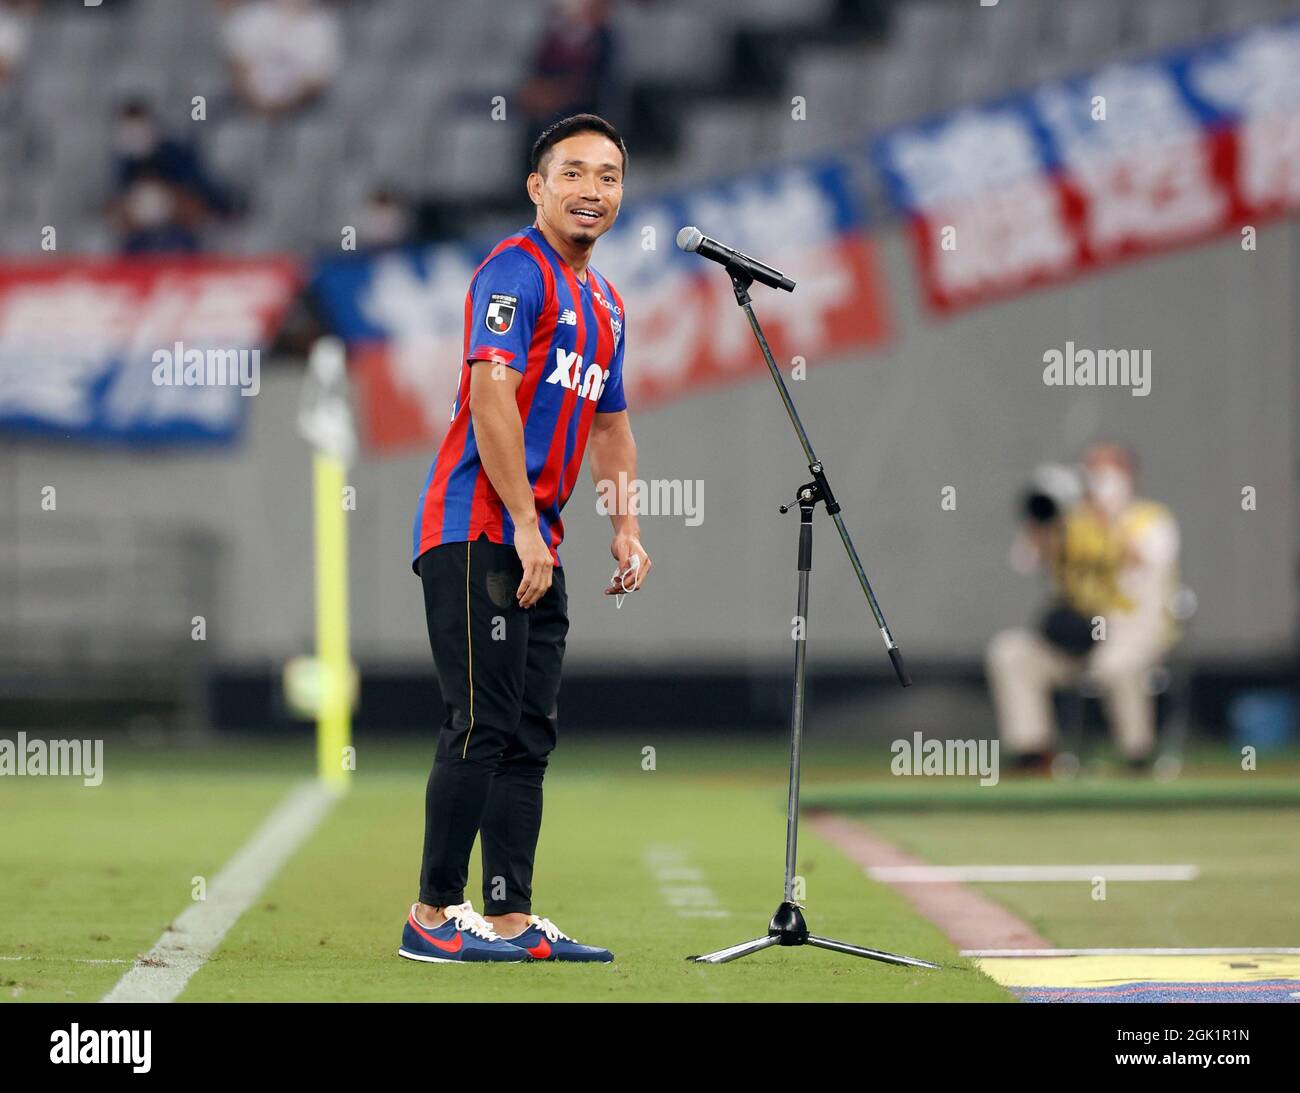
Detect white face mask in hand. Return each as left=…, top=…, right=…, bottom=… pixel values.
left=609, top=552, right=641, bottom=609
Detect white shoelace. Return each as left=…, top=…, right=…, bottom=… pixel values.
left=440, top=902, right=501, bottom=942
left=528, top=915, right=571, bottom=943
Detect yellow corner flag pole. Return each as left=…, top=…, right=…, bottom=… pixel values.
left=299, top=337, right=357, bottom=790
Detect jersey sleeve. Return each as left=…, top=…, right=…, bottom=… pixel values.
left=596, top=311, right=627, bottom=413
left=465, top=247, right=544, bottom=375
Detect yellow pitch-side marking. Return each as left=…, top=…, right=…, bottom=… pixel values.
left=972, top=951, right=1300, bottom=988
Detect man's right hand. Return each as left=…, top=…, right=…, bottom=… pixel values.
left=513, top=520, right=553, bottom=608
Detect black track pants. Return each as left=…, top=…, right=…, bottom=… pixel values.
left=416, top=533, right=568, bottom=914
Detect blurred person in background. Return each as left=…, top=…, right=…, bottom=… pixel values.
left=222, top=0, right=341, bottom=118
left=518, top=0, right=613, bottom=167
left=520, top=0, right=613, bottom=123
left=0, top=0, right=36, bottom=87
left=357, top=184, right=415, bottom=251
left=108, top=99, right=231, bottom=253
left=986, top=443, right=1181, bottom=771
left=113, top=169, right=200, bottom=253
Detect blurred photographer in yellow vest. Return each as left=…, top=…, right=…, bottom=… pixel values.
left=987, top=444, right=1181, bottom=769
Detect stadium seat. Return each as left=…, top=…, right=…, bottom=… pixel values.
left=1217, top=0, right=1294, bottom=32
left=287, top=118, right=350, bottom=172
left=1132, top=0, right=1211, bottom=51
left=960, top=0, right=1048, bottom=60
left=859, top=47, right=937, bottom=128
left=613, top=3, right=725, bottom=82
left=892, top=0, right=964, bottom=61
left=676, top=103, right=767, bottom=183
left=785, top=46, right=873, bottom=137
left=365, top=119, right=433, bottom=193
left=209, top=119, right=277, bottom=193
left=1052, top=0, right=1127, bottom=61
left=713, top=0, right=837, bottom=28
left=936, top=53, right=1008, bottom=112
left=423, top=119, right=525, bottom=199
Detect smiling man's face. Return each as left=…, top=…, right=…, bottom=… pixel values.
left=529, top=131, right=624, bottom=249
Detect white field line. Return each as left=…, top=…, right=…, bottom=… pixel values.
left=0, top=957, right=130, bottom=964
left=643, top=845, right=731, bottom=919
left=962, top=947, right=1300, bottom=958
left=102, top=781, right=338, bottom=1003
left=868, top=864, right=1198, bottom=883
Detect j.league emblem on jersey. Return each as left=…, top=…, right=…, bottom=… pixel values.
left=485, top=292, right=518, bottom=334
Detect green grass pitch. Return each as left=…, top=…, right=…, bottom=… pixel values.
left=3, top=737, right=1297, bottom=1002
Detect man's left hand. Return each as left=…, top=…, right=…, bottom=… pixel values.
left=605, top=533, right=651, bottom=594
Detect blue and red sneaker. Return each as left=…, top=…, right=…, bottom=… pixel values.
left=398, top=902, right=532, bottom=964
left=503, top=915, right=613, bottom=963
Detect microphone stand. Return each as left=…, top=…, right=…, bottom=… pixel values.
left=687, top=262, right=937, bottom=970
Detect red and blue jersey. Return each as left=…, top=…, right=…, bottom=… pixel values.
left=412, top=224, right=627, bottom=570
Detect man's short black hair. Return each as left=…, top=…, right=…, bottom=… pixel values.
left=530, top=113, right=627, bottom=178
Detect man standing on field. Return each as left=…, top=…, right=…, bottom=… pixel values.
left=400, top=114, right=650, bottom=964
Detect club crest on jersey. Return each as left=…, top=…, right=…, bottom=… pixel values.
left=485, top=293, right=518, bottom=334
left=546, top=348, right=608, bottom=402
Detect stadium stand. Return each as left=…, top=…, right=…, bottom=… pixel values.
left=5, top=0, right=1295, bottom=259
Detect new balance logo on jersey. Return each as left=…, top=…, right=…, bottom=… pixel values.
left=558, top=308, right=578, bottom=326
left=546, top=349, right=608, bottom=402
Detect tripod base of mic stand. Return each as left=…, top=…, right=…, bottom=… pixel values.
left=687, top=901, right=940, bottom=968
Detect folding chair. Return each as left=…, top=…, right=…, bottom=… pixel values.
left=1052, top=586, right=1197, bottom=778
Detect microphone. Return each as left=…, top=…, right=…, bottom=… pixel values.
left=676, top=226, right=796, bottom=293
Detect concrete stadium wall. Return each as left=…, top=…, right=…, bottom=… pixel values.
left=6, top=220, right=1296, bottom=672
